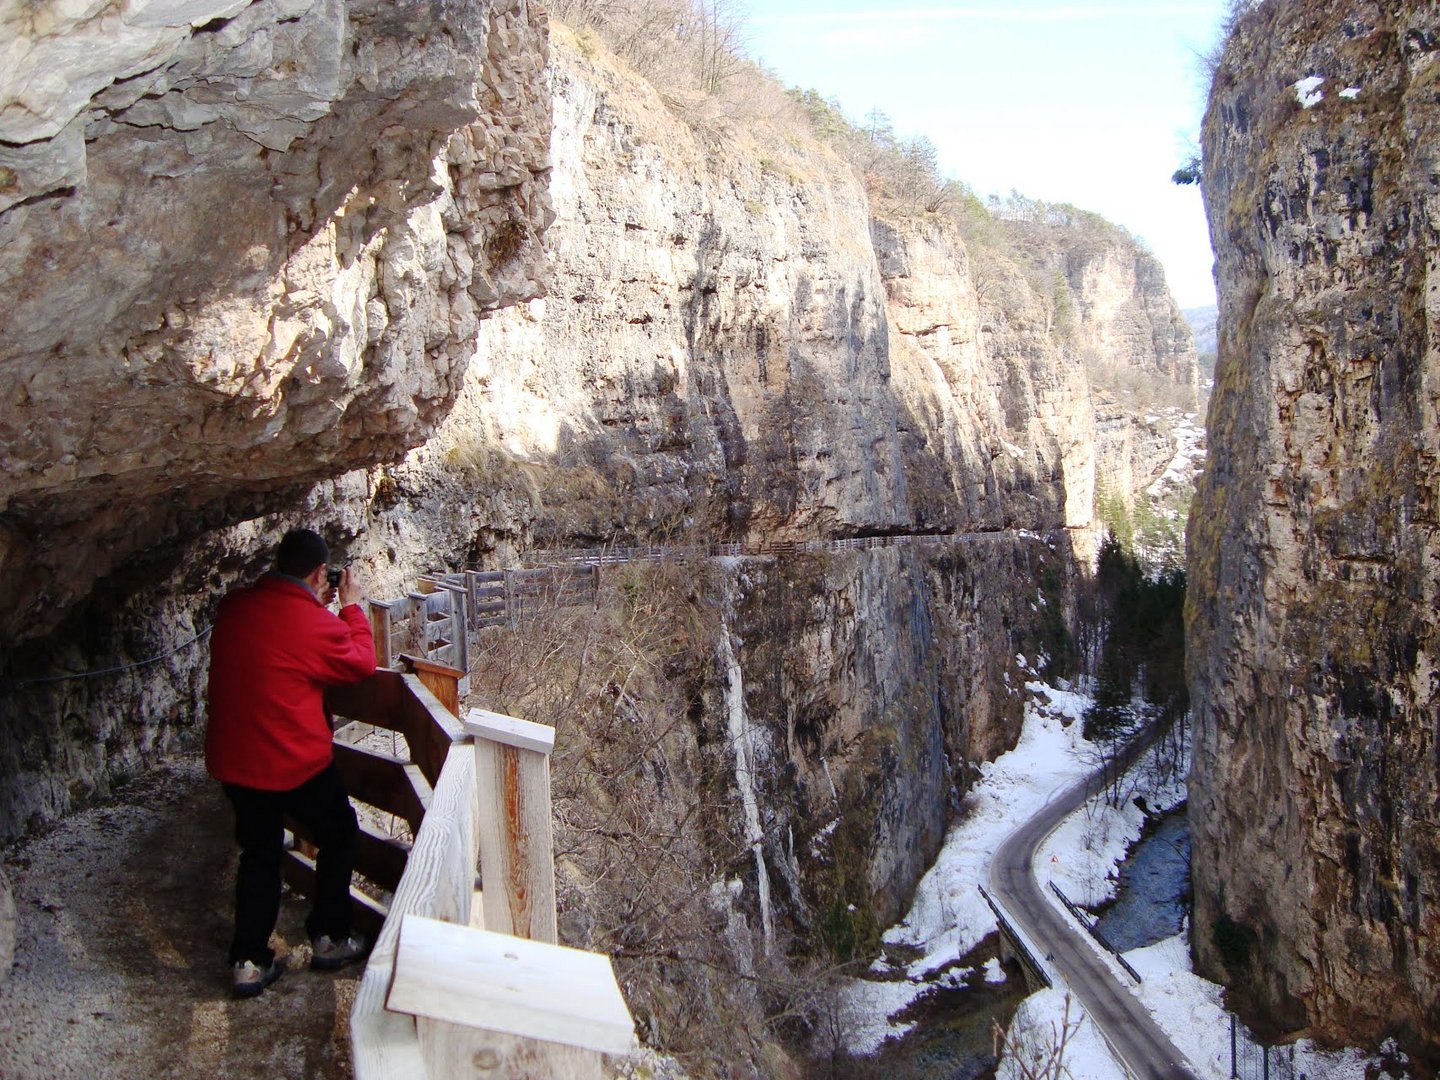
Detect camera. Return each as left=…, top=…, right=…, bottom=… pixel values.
left=327, top=567, right=343, bottom=589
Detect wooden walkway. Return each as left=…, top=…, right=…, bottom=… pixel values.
left=378, top=528, right=1051, bottom=675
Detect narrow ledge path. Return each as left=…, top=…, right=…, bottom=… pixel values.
left=987, top=733, right=1201, bottom=1080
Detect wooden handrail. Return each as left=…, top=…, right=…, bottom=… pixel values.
left=326, top=670, right=463, bottom=787
left=351, top=730, right=480, bottom=1078
left=326, top=575, right=640, bottom=1078
left=337, top=673, right=634, bottom=1077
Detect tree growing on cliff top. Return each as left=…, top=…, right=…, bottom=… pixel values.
left=549, top=0, right=750, bottom=100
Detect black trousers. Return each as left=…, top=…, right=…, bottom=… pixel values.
left=222, top=762, right=358, bottom=966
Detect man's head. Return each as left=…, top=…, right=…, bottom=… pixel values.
left=275, top=529, right=330, bottom=579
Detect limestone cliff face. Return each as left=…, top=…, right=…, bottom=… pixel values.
left=1189, top=0, right=1440, bottom=1063
left=0, top=0, right=553, bottom=646
left=875, top=217, right=1093, bottom=535
left=1067, top=241, right=1199, bottom=401
left=451, top=36, right=1201, bottom=551
left=451, top=35, right=910, bottom=545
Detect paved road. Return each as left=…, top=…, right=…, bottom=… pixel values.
left=988, top=737, right=1201, bottom=1080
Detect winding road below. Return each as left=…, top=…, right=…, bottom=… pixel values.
left=987, top=732, right=1201, bottom=1080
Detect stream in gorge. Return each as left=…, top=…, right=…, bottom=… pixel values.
left=1093, top=806, right=1191, bottom=953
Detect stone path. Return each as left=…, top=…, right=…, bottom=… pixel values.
left=0, top=758, right=358, bottom=1079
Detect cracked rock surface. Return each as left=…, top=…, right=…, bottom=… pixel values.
left=0, top=0, right=553, bottom=646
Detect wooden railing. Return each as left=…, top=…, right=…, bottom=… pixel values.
left=286, top=668, right=464, bottom=943
left=368, top=531, right=1041, bottom=678
left=305, top=652, right=632, bottom=1077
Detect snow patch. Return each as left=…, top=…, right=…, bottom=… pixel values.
left=1146, top=413, right=1206, bottom=500
left=1295, top=75, right=1325, bottom=108
left=831, top=978, right=920, bottom=1055
left=996, top=987, right=1124, bottom=1080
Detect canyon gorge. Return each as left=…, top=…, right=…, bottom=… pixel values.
left=3, top=0, right=1433, bottom=1074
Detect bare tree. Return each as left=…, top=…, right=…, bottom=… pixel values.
left=993, top=991, right=1082, bottom=1080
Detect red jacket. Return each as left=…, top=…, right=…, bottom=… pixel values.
left=205, top=574, right=376, bottom=790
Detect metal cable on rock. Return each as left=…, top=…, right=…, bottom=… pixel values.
left=9, top=624, right=213, bottom=690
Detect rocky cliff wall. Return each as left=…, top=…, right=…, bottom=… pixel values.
left=0, top=0, right=553, bottom=647
left=1068, top=242, right=1200, bottom=401
left=876, top=216, right=1095, bottom=536
left=1189, top=0, right=1440, bottom=1064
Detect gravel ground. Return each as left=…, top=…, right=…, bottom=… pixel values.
left=0, top=757, right=358, bottom=1079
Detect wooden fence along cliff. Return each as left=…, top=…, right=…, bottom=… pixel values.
left=304, top=563, right=637, bottom=1078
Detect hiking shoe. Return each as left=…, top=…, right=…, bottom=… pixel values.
left=310, top=933, right=370, bottom=971
left=231, top=958, right=284, bottom=999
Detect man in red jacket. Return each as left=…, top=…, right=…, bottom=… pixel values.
left=206, top=528, right=377, bottom=998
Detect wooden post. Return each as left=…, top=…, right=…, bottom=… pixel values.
left=463, top=708, right=557, bottom=943
left=503, top=569, right=518, bottom=630
left=369, top=601, right=394, bottom=668
left=387, top=914, right=634, bottom=1079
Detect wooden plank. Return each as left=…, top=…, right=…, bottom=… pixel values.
left=434, top=583, right=468, bottom=673
left=404, top=764, right=433, bottom=821
left=326, top=670, right=409, bottom=735
left=387, top=914, right=635, bottom=1057
left=368, top=602, right=393, bottom=669
left=281, top=849, right=387, bottom=943
left=464, top=570, right=486, bottom=624
left=355, top=824, right=411, bottom=893
left=399, top=655, right=463, bottom=721
left=331, top=673, right=451, bottom=783
left=511, top=568, right=561, bottom=582
left=386, top=595, right=422, bottom=620
left=472, top=738, right=557, bottom=942
left=463, top=709, right=556, bottom=755
left=334, top=742, right=429, bottom=833
left=351, top=747, right=480, bottom=1079
left=288, top=816, right=412, bottom=893
left=399, top=674, right=464, bottom=787
left=417, top=1019, right=608, bottom=1079
left=504, top=570, right=518, bottom=630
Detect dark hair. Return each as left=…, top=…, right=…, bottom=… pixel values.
left=275, top=529, right=329, bottom=578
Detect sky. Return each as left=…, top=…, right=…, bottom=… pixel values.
left=738, top=0, right=1231, bottom=309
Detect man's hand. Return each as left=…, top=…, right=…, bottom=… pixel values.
left=337, top=567, right=363, bottom=608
